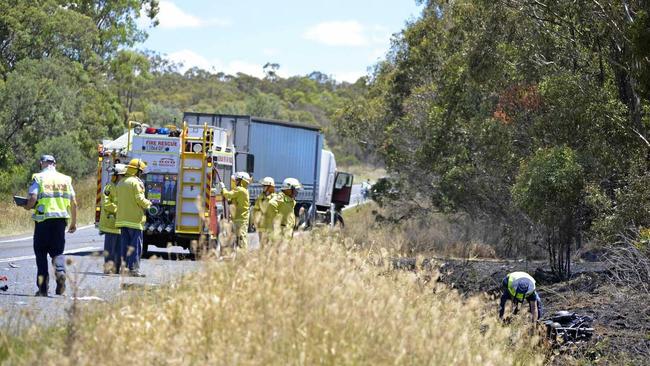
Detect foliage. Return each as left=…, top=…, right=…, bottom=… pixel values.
left=109, top=50, right=152, bottom=123
left=512, top=147, right=584, bottom=278
left=134, top=63, right=367, bottom=163
left=0, top=1, right=368, bottom=197
left=369, top=177, right=401, bottom=207
left=512, top=147, right=584, bottom=228
left=0, top=0, right=159, bottom=77
left=334, top=0, right=650, bottom=275
left=0, top=0, right=155, bottom=193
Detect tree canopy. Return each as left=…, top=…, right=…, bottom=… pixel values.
left=335, top=0, right=650, bottom=272
left=0, top=1, right=367, bottom=193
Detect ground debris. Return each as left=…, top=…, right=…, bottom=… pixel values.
left=542, top=311, right=594, bottom=345
left=391, top=255, right=649, bottom=364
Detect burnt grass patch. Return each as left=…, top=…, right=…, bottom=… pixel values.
left=391, top=256, right=650, bottom=365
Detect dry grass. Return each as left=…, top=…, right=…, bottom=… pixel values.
left=343, top=203, right=499, bottom=259
left=344, top=202, right=537, bottom=259
left=0, top=231, right=544, bottom=365
left=0, top=176, right=96, bottom=236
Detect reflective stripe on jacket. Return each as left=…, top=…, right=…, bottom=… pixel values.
left=31, top=170, right=73, bottom=222
left=98, top=182, right=120, bottom=234
left=115, top=175, right=151, bottom=230
left=507, top=272, right=536, bottom=301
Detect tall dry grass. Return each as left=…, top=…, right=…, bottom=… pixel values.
left=343, top=203, right=543, bottom=259
left=0, top=176, right=96, bottom=236
left=0, top=231, right=543, bottom=365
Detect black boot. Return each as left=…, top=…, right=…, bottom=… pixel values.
left=35, top=275, right=48, bottom=297
left=55, top=272, right=66, bottom=295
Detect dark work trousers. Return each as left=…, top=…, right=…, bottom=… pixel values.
left=120, top=227, right=143, bottom=271
left=33, top=218, right=67, bottom=293
left=103, top=233, right=121, bottom=273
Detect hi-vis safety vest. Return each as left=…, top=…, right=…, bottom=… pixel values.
left=31, top=171, right=73, bottom=222
left=507, top=272, right=536, bottom=301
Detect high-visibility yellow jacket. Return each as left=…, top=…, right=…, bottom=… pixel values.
left=507, top=272, right=536, bottom=301
left=262, top=192, right=296, bottom=237
left=222, top=186, right=250, bottom=224
left=31, top=169, right=74, bottom=222
left=115, top=175, right=151, bottom=230
left=253, top=192, right=277, bottom=231
left=98, top=182, right=119, bottom=234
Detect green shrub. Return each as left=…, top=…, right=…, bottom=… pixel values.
left=513, top=146, right=584, bottom=278
left=34, top=134, right=95, bottom=179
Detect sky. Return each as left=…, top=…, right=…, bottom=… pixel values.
left=138, top=0, right=423, bottom=82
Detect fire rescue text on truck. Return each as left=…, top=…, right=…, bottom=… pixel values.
left=96, top=122, right=235, bottom=256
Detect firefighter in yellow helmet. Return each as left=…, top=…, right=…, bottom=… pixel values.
left=115, top=158, right=151, bottom=277
left=253, top=177, right=277, bottom=248
left=22, top=155, right=77, bottom=296
left=99, top=163, right=126, bottom=274
left=218, top=172, right=251, bottom=250
left=263, top=177, right=301, bottom=242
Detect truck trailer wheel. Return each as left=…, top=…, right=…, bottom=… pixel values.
left=296, top=204, right=313, bottom=229
left=334, top=211, right=345, bottom=228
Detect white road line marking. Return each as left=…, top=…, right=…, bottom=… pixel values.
left=0, top=224, right=95, bottom=244
left=0, top=246, right=101, bottom=263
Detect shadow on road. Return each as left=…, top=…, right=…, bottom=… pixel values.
left=73, top=271, right=111, bottom=277
left=67, top=251, right=103, bottom=257
left=0, top=292, right=39, bottom=298
left=65, top=249, right=195, bottom=261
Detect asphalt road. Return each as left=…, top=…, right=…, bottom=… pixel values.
left=0, top=184, right=366, bottom=330
left=0, top=227, right=210, bottom=331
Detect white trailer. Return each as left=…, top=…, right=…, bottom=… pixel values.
left=183, top=113, right=354, bottom=227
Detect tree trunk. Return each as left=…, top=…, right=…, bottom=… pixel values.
left=548, top=217, right=574, bottom=281
left=612, top=46, right=644, bottom=137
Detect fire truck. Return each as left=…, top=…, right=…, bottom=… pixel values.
left=95, top=122, right=235, bottom=256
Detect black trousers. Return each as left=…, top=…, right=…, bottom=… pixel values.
left=33, top=218, right=66, bottom=293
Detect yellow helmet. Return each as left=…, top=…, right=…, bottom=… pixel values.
left=233, top=172, right=251, bottom=183
left=126, top=158, right=146, bottom=175
left=127, top=158, right=147, bottom=171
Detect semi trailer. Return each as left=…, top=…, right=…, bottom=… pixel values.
left=182, top=113, right=354, bottom=226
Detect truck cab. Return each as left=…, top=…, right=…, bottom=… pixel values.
left=312, top=150, right=353, bottom=227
